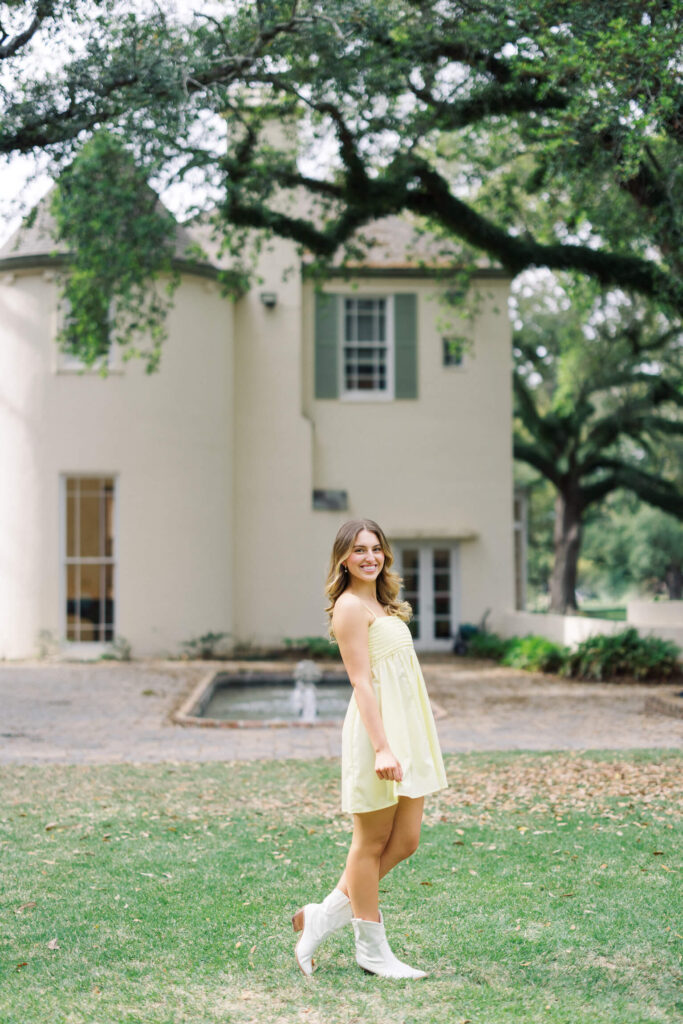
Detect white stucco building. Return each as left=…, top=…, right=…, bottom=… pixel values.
left=0, top=191, right=515, bottom=658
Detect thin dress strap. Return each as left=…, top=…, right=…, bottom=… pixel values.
left=358, top=599, right=378, bottom=623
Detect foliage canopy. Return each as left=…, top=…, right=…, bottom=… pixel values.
left=1, top=1, right=681, bottom=323
left=512, top=271, right=682, bottom=609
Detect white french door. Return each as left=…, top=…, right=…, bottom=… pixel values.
left=395, top=543, right=460, bottom=651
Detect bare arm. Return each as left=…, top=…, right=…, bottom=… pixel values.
left=334, top=598, right=402, bottom=782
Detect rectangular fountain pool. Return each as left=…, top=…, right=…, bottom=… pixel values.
left=189, top=670, right=351, bottom=727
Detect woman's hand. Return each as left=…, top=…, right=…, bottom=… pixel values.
left=375, top=747, right=403, bottom=782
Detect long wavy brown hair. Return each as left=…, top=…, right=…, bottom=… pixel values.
left=324, top=518, right=411, bottom=634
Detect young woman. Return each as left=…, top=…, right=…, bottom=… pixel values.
left=293, top=518, right=447, bottom=979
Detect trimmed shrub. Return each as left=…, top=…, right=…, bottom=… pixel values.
left=463, top=627, right=680, bottom=681
left=562, top=628, right=681, bottom=682
left=502, top=634, right=567, bottom=673
left=466, top=631, right=511, bottom=660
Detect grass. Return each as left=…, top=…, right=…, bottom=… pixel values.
left=1, top=750, right=681, bottom=1024
left=581, top=607, right=627, bottom=621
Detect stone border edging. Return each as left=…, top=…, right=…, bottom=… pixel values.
left=172, top=663, right=346, bottom=729
left=171, top=662, right=448, bottom=728
left=172, top=669, right=216, bottom=726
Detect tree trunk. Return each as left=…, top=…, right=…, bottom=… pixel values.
left=665, top=564, right=683, bottom=600
left=550, top=487, right=582, bottom=613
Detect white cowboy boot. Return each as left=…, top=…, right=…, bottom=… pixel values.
left=292, top=888, right=352, bottom=976
left=352, top=912, right=427, bottom=979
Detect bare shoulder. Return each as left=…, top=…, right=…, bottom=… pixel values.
left=333, top=593, right=371, bottom=639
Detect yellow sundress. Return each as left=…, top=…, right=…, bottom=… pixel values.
left=341, top=614, right=448, bottom=814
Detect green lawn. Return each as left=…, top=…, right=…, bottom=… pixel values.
left=580, top=607, right=627, bottom=621
left=1, top=750, right=681, bottom=1024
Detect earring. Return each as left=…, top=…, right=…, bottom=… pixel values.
left=341, top=564, right=348, bottom=574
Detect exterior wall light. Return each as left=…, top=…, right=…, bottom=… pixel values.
left=260, top=291, right=278, bottom=308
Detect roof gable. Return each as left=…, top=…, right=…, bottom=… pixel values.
left=0, top=186, right=199, bottom=267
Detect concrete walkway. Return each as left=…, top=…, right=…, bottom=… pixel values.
left=0, top=660, right=681, bottom=765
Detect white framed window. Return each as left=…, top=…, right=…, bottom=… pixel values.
left=442, top=335, right=466, bottom=368
left=61, top=476, right=117, bottom=643
left=341, top=296, right=394, bottom=399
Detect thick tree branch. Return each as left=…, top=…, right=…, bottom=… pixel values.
left=405, top=160, right=681, bottom=311
left=0, top=17, right=41, bottom=59
left=0, top=9, right=309, bottom=154
left=219, top=196, right=332, bottom=257
left=408, top=79, right=570, bottom=130
left=584, top=390, right=682, bottom=455
left=1, top=0, right=679, bottom=322
left=581, top=463, right=683, bottom=516
left=641, top=417, right=683, bottom=435
left=513, top=437, right=562, bottom=487
left=513, top=374, right=567, bottom=461
left=0, top=0, right=52, bottom=61
left=306, top=100, right=368, bottom=187
left=593, top=369, right=683, bottom=395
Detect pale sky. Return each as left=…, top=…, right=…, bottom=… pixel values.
left=0, top=1, right=232, bottom=246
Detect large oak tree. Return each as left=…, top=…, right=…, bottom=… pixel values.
left=3, top=2, right=681, bottom=602
left=513, top=274, right=682, bottom=611
left=1, top=1, right=681, bottom=315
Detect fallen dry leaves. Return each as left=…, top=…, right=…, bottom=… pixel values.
left=426, top=753, right=683, bottom=822
left=2, top=754, right=680, bottom=837
left=202, top=753, right=683, bottom=829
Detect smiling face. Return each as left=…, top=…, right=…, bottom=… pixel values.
left=343, top=528, right=385, bottom=586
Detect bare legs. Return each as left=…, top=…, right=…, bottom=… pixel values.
left=293, top=796, right=426, bottom=978
left=376, top=796, right=424, bottom=881
left=335, top=796, right=424, bottom=920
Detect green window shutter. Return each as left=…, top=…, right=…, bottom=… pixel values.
left=394, top=293, right=418, bottom=399
left=314, top=292, right=339, bottom=398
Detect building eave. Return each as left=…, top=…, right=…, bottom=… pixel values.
left=313, top=265, right=510, bottom=281
left=389, top=528, right=479, bottom=542
left=0, top=251, right=225, bottom=282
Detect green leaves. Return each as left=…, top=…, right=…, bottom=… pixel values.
left=513, top=271, right=682, bottom=489
left=512, top=267, right=682, bottom=607
left=563, top=628, right=681, bottom=682
left=51, top=132, right=179, bottom=372
left=464, top=626, right=680, bottom=681
left=4, top=1, right=681, bottom=309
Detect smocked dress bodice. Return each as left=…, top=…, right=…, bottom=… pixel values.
left=367, top=615, right=414, bottom=666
